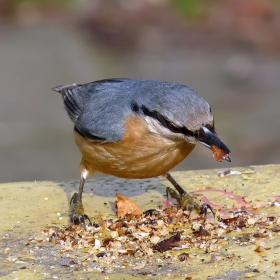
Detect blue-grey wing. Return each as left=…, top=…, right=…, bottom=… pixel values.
left=55, top=79, right=134, bottom=142
left=54, top=78, right=212, bottom=142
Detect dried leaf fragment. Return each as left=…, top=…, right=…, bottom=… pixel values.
left=218, top=169, right=241, bottom=177
left=193, top=226, right=209, bottom=236
left=138, top=225, right=152, bottom=233
left=272, top=260, right=280, bottom=266
left=271, top=225, right=280, bottom=232
left=155, top=232, right=181, bottom=252
left=116, top=193, right=143, bottom=218
left=254, top=245, right=265, bottom=253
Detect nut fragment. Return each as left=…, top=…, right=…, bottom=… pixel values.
left=39, top=199, right=280, bottom=264
left=211, top=145, right=229, bottom=162
left=116, top=193, right=143, bottom=217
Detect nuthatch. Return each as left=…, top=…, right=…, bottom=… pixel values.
left=53, top=78, right=230, bottom=226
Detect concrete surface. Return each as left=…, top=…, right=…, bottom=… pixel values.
left=1, top=165, right=280, bottom=279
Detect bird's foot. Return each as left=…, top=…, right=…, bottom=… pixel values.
left=70, top=192, right=92, bottom=229
left=166, top=187, right=215, bottom=222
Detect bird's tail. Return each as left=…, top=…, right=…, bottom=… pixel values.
left=52, top=83, right=82, bottom=122
left=52, top=84, right=80, bottom=94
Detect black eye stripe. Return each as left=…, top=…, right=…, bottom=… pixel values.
left=131, top=101, right=140, bottom=113
left=131, top=102, right=197, bottom=138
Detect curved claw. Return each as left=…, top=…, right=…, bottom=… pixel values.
left=70, top=192, right=92, bottom=229
left=71, top=213, right=92, bottom=229
left=201, top=203, right=215, bottom=222
left=188, top=204, right=195, bottom=218
left=165, top=173, right=216, bottom=222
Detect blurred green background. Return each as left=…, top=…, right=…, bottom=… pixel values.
left=1, top=0, right=280, bottom=182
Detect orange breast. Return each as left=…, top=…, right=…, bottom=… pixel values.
left=74, top=115, right=195, bottom=179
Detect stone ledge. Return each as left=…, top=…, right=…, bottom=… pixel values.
left=1, top=165, right=279, bottom=279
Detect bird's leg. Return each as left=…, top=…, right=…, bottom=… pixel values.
left=70, top=168, right=92, bottom=229
left=165, top=172, right=215, bottom=222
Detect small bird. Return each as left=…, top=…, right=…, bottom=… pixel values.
left=53, top=78, right=230, bottom=226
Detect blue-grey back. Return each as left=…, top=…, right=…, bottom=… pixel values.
left=61, top=78, right=213, bottom=142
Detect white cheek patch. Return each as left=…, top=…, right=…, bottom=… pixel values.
left=144, top=116, right=196, bottom=144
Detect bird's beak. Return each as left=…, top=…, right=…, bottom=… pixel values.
left=199, top=126, right=231, bottom=162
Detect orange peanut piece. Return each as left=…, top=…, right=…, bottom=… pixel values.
left=211, top=145, right=228, bottom=162
left=116, top=193, right=143, bottom=217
